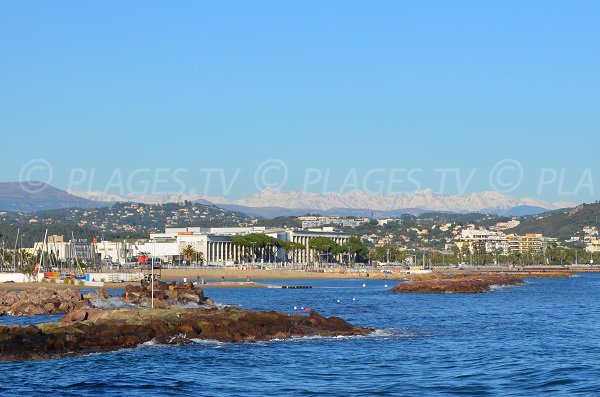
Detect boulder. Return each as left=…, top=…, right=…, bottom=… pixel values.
left=96, top=289, right=110, bottom=299
left=0, top=287, right=86, bottom=316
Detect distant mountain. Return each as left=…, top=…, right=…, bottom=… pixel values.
left=226, top=187, right=572, bottom=214
left=218, top=204, right=550, bottom=219
left=72, top=187, right=575, bottom=219
left=485, top=205, right=550, bottom=217
left=0, top=182, right=109, bottom=212
left=218, top=204, right=427, bottom=219
left=71, top=191, right=213, bottom=206
left=511, top=203, right=600, bottom=241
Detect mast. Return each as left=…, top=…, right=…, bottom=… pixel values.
left=151, top=239, right=155, bottom=309
left=71, top=231, right=81, bottom=274
left=13, top=228, right=19, bottom=273
left=39, top=229, right=48, bottom=280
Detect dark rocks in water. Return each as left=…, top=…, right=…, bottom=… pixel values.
left=0, top=281, right=211, bottom=317
left=391, top=274, right=525, bottom=294
left=122, top=281, right=209, bottom=307
left=0, top=288, right=83, bottom=316
left=0, top=307, right=372, bottom=361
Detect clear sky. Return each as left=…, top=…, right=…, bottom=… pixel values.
left=1, top=1, right=598, bottom=203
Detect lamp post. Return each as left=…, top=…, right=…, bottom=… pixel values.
left=151, top=239, right=155, bottom=309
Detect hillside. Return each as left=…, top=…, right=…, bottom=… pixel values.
left=0, top=182, right=108, bottom=212
left=0, top=201, right=253, bottom=246
left=511, top=203, right=600, bottom=241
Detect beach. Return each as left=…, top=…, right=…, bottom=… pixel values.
left=155, top=268, right=396, bottom=281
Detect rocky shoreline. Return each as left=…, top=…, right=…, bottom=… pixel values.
left=0, top=307, right=372, bottom=361
left=0, top=288, right=86, bottom=316
left=0, top=280, right=212, bottom=316
left=0, top=281, right=372, bottom=361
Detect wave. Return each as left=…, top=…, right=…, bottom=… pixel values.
left=90, top=297, right=139, bottom=310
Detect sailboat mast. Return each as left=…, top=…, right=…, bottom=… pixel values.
left=40, top=229, right=48, bottom=279
left=13, top=228, right=19, bottom=273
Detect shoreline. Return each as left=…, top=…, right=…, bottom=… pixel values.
left=0, top=267, right=584, bottom=291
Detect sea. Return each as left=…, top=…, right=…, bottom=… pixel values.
left=1, top=274, right=599, bottom=396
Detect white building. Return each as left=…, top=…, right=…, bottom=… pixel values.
left=457, top=229, right=555, bottom=255
left=137, top=226, right=350, bottom=265
left=457, top=229, right=509, bottom=254
left=586, top=239, right=600, bottom=253
left=33, top=236, right=97, bottom=262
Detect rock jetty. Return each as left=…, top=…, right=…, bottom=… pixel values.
left=0, top=281, right=212, bottom=316
left=0, top=307, right=372, bottom=361
left=122, top=280, right=214, bottom=307
left=0, top=288, right=85, bottom=316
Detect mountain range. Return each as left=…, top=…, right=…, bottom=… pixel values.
left=71, top=186, right=573, bottom=218
left=0, top=182, right=575, bottom=218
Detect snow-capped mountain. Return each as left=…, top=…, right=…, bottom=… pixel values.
left=71, top=187, right=574, bottom=214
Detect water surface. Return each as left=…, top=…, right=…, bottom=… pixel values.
left=1, top=275, right=599, bottom=396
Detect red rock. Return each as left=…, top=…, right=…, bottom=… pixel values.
left=391, top=274, right=524, bottom=294
left=0, top=307, right=373, bottom=361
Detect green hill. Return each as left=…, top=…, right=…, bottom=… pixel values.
left=0, top=201, right=253, bottom=247
left=511, top=202, right=600, bottom=241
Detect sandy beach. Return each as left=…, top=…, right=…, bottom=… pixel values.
left=0, top=267, right=580, bottom=291
left=155, top=268, right=399, bottom=281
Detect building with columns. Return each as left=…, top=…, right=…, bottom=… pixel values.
left=134, top=226, right=350, bottom=265
left=283, top=229, right=351, bottom=264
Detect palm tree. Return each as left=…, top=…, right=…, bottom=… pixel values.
left=17, top=249, right=38, bottom=279
left=180, top=245, right=196, bottom=266
left=2, top=250, right=13, bottom=268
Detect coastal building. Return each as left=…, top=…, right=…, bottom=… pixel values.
left=282, top=228, right=350, bottom=263
left=33, top=236, right=97, bottom=263
left=505, top=233, right=555, bottom=254
left=132, top=226, right=350, bottom=265
left=490, top=219, right=521, bottom=231
left=457, top=230, right=555, bottom=255
left=456, top=229, right=509, bottom=254
left=298, top=216, right=369, bottom=229
left=586, top=239, right=600, bottom=253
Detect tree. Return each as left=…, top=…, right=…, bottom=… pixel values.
left=17, top=249, right=38, bottom=279
left=232, top=233, right=296, bottom=263
left=340, top=237, right=369, bottom=265
left=308, top=237, right=340, bottom=264
left=2, top=250, right=13, bottom=267
left=181, top=245, right=204, bottom=264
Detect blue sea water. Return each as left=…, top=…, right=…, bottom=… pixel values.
left=1, top=274, right=600, bottom=396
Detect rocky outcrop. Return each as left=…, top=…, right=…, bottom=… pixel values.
left=0, top=288, right=85, bottom=316
left=0, top=282, right=212, bottom=316
left=391, top=274, right=525, bottom=294
left=122, top=281, right=213, bottom=307
left=0, top=307, right=372, bottom=361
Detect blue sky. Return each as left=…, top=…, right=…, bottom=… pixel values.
left=0, top=1, right=598, bottom=202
